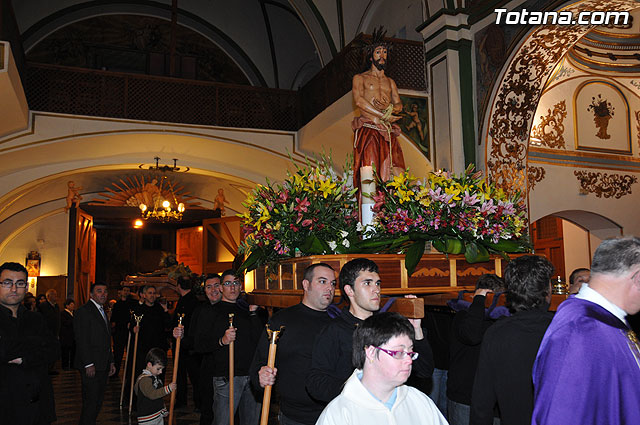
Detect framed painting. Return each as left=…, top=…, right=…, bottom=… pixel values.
left=574, top=80, right=631, bottom=154
left=398, top=93, right=430, bottom=159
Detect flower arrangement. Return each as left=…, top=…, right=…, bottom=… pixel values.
left=238, top=156, right=530, bottom=276
left=369, top=165, right=529, bottom=273
left=238, top=155, right=359, bottom=273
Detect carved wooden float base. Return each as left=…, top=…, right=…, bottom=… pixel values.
left=247, top=253, right=523, bottom=318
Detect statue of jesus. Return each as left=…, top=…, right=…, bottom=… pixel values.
left=352, top=28, right=405, bottom=226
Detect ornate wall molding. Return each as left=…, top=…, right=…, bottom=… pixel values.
left=527, top=166, right=546, bottom=192
left=574, top=170, right=637, bottom=198
left=484, top=0, right=639, bottom=197
left=636, top=110, right=640, bottom=152
left=531, top=100, right=567, bottom=149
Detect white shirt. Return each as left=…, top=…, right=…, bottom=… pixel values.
left=576, top=283, right=628, bottom=326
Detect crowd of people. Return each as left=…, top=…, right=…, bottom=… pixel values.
left=1, top=236, right=639, bottom=425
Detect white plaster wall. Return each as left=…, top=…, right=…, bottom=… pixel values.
left=529, top=61, right=640, bottom=241
left=562, top=219, right=591, bottom=274
left=0, top=210, right=68, bottom=276
left=528, top=163, right=639, bottom=237
left=297, top=91, right=433, bottom=177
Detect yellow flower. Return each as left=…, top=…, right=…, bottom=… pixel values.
left=444, top=186, right=461, bottom=201
left=255, top=203, right=271, bottom=230
left=291, top=172, right=306, bottom=189
left=397, top=188, right=415, bottom=204
left=318, top=178, right=337, bottom=198
left=388, top=173, right=407, bottom=189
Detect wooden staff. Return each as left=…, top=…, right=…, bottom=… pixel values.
left=119, top=325, right=132, bottom=408
left=259, top=325, right=285, bottom=425
left=168, top=314, right=184, bottom=425
left=128, top=313, right=143, bottom=412
left=228, top=313, right=235, bottom=425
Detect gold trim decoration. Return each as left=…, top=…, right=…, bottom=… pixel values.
left=635, top=110, right=640, bottom=152
left=484, top=0, right=639, bottom=196
left=574, top=170, right=637, bottom=198
left=527, top=166, right=546, bottom=192
left=531, top=100, right=567, bottom=149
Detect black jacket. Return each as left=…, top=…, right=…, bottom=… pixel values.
left=59, top=309, right=74, bottom=347
left=448, top=294, right=508, bottom=405
left=306, top=307, right=435, bottom=403
left=470, top=307, right=553, bottom=425
left=74, top=300, right=114, bottom=371
left=0, top=304, right=59, bottom=424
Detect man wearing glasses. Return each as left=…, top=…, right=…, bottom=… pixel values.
left=251, top=263, right=337, bottom=425
left=194, top=269, right=264, bottom=425
left=0, top=261, right=59, bottom=424
left=306, top=258, right=434, bottom=404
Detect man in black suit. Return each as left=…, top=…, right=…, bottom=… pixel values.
left=74, top=282, right=116, bottom=425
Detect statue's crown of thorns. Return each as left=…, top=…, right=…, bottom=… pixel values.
left=361, top=26, right=393, bottom=55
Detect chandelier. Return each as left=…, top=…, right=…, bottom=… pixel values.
left=138, top=158, right=186, bottom=222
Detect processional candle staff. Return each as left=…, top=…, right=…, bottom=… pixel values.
left=259, top=325, right=285, bottom=425
left=119, top=309, right=134, bottom=408
left=128, top=313, right=144, bottom=412
left=228, top=313, right=235, bottom=425
left=168, top=314, right=184, bottom=425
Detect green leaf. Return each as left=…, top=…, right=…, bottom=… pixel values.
left=300, top=234, right=327, bottom=255
left=445, top=238, right=465, bottom=254
left=237, top=249, right=263, bottom=273
left=464, top=242, right=490, bottom=263
left=481, top=238, right=528, bottom=253
left=405, top=240, right=426, bottom=277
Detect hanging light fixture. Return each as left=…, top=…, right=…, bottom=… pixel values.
left=138, top=157, right=186, bottom=222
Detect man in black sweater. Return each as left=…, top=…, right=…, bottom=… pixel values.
left=110, top=285, right=136, bottom=376
left=251, top=263, right=337, bottom=425
left=131, top=286, right=172, bottom=385
left=306, top=258, right=434, bottom=404
left=194, top=269, right=264, bottom=425
left=470, top=255, right=554, bottom=425
left=447, top=274, right=507, bottom=425
left=171, top=275, right=200, bottom=408
left=189, top=274, right=222, bottom=425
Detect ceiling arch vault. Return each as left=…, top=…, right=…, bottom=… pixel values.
left=17, top=0, right=325, bottom=89
left=482, top=0, right=640, bottom=196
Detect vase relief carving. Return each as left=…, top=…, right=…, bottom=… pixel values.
left=587, top=94, right=615, bottom=140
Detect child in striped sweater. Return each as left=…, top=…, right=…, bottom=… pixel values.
left=134, top=348, right=176, bottom=424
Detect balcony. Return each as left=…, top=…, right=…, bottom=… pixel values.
left=23, top=35, right=426, bottom=131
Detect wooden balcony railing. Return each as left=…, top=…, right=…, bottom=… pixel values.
left=23, top=35, right=426, bottom=131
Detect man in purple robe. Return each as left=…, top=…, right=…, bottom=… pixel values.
left=532, top=236, right=640, bottom=425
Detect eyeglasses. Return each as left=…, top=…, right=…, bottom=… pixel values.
left=374, top=346, right=419, bottom=361
left=1, top=279, right=28, bottom=289
left=222, top=281, right=241, bottom=287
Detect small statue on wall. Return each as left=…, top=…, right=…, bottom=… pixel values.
left=64, top=181, right=83, bottom=212
left=213, top=188, right=230, bottom=216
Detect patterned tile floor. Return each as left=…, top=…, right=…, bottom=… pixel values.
left=51, top=360, right=200, bottom=425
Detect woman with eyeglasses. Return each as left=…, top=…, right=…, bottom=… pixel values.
left=316, top=312, right=448, bottom=425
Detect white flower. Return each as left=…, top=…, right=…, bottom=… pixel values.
left=340, top=230, right=349, bottom=238
left=356, top=222, right=363, bottom=232
left=342, top=239, right=350, bottom=248
left=328, top=241, right=337, bottom=251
